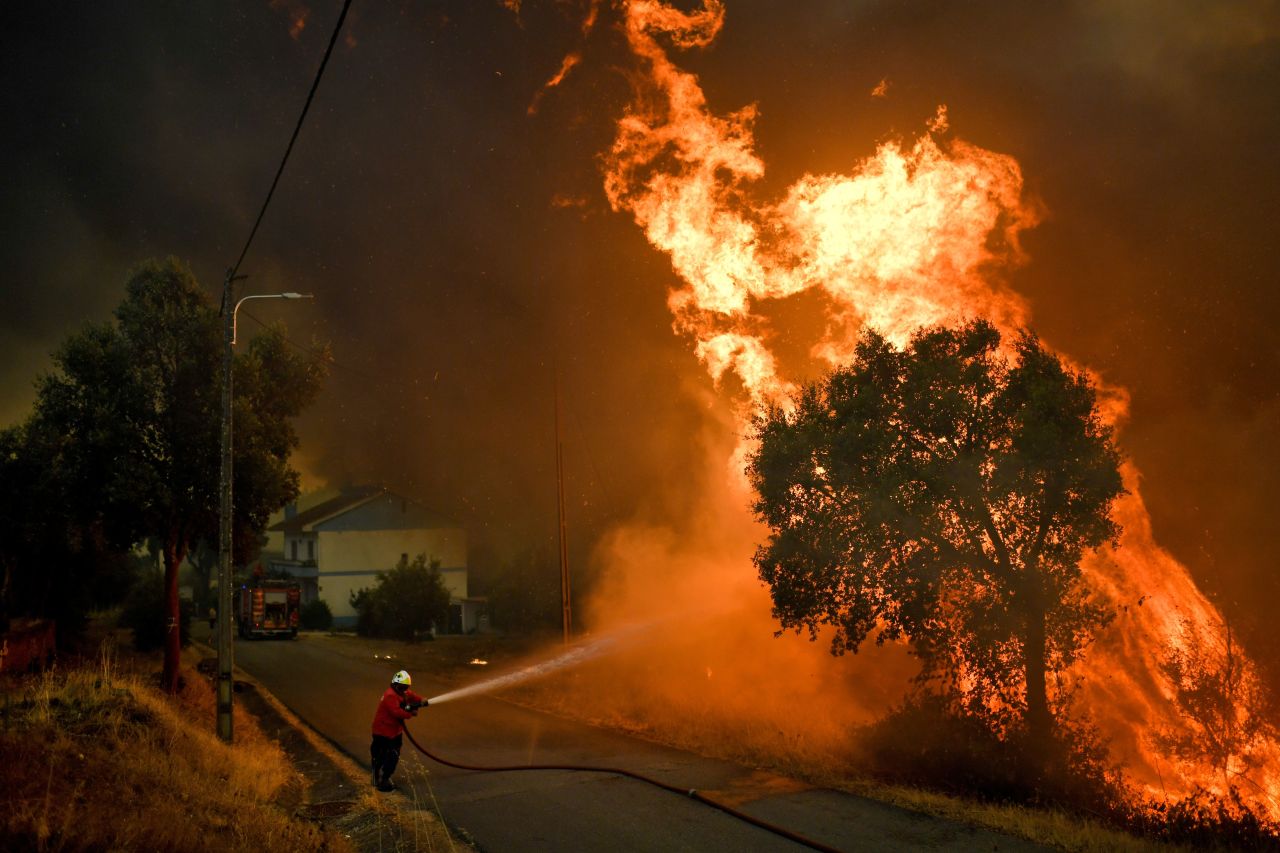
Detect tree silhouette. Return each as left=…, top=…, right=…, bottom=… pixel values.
left=1154, top=617, right=1278, bottom=788
left=30, top=258, right=327, bottom=692
left=749, top=321, right=1124, bottom=761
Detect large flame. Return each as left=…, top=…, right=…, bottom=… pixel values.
left=588, top=0, right=1279, bottom=815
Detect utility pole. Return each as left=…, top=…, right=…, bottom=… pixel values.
left=555, top=370, right=571, bottom=646
left=212, top=0, right=346, bottom=742
left=217, top=279, right=310, bottom=742
left=216, top=270, right=242, bottom=743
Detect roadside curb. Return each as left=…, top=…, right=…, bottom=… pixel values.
left=189, top=637, right=476, bottom=851
left=190, top=637, right=369, bottom=792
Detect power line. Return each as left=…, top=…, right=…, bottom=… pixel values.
left=229, top=0, right=354, bottom=281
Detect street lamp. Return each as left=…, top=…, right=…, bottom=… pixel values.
left=217, top=278, right=313, bottom=742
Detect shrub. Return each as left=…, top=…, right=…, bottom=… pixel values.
left=350, top=554, right=450, bottom=641
left=1124, top=787, right=1279, bottom=850
left=856, top=692, right=1125, bottom=815
left=299, top=598, right=333, bottom=631
left=118, top=573, right=192, bottom=652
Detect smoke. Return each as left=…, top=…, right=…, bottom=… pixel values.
left=3, top=0, right=1279, bottom=808
left=570, top=0, right=1280, bottom=813
left=562, top=402, right=915, bottom=766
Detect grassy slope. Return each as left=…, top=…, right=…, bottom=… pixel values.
left=0, top=629, right=465, bottom=853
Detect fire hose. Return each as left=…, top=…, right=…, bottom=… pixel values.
left=401, top=721, right=844, bottom=853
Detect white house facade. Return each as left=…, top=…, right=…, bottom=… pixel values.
left=268, top=486, right=482, bottom=632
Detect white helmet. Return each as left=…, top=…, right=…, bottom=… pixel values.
left=391, top=670, right=412, bottom=686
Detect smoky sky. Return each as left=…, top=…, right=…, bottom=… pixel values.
left=3, top=2, right=1278, bottom=670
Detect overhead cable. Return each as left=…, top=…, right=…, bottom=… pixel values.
left=229, top=0, right=355, bottom=280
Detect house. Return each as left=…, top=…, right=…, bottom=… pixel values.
left=268, top=486, right=482, bottom=632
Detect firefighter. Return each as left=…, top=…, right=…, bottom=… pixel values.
left=370, top=669, right=428, bottom=791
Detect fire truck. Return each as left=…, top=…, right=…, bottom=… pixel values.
left=234, top=579, right=301, bottom=639
left=0, top=618, right=56, bottom=674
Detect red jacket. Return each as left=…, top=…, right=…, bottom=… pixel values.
left=371, top=686, right=425, bottom=738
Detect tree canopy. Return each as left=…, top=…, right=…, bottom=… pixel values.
left=351, top=553, right=453, bottom=641
left=6, top=257, right=328, bottom=691
left=748, top=320, right=1124, bottom=749
left=486, top=546, right=562, bottom=634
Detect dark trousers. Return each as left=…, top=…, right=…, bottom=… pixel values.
left=371, top=733, right=403, bottom=784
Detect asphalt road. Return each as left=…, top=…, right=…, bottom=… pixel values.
left=231, top=632, right=1047, bottom=853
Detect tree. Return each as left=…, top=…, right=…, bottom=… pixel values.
left=748, top=320, right=1124, bottom=759
left=487, top=546, right=561, bottom=634
left=29, top=257, right=327, bottom=692
left=1, top=401, right=136, bottom=637
left=1154, top=618, right=1278, bottom=787
left=120, top=566, right=194, bottom=652
left=1, top=424, right=37, bottom=632
left=0, top=423, right=49, bottom=633
left=350, top=554, right=452, bottom=641
left=185, top=540, right=218, bottom=612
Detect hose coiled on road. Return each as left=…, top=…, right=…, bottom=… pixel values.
left=402, top=723, right=844, bottom=853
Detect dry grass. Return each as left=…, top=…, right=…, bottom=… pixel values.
left=831, top=778, right=1189, bottom=853
left=0, top=629, right=469, bottom=853
left=0, top=639, right=335, bottom=851
left=325, top=787, right=469, bottom=853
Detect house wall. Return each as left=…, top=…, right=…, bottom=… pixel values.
left=283, top=532, right=318, bottom=564
left=316, top=527, right=468, bottom=623
left=263, top=487, right=340, bottom=559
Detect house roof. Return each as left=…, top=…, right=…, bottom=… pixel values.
left=267, top=485, right=388, bottom=533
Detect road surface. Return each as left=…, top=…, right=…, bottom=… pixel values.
left=231, top=633, right=1046, bottom=852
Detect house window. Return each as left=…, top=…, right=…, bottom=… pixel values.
left=291, top=540, right=298, bottom=561
left=307, top=540, right=314, bottom=561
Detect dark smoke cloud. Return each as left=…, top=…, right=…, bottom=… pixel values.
left=3, top=1, right=1278, bottom=679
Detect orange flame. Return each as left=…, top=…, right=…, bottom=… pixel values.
left=268, top=0, right=310, bottom=40
left=527, top=0, right=601, bottom=115
left=594, top=0, right=1279, bottom=816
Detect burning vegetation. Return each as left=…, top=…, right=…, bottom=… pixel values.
left=521, top=0, right=1280, bottom=839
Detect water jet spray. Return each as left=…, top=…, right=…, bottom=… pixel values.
left=425, top=622, right=652, bottom=706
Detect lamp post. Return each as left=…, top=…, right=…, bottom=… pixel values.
left=217, top=276, right=313, bottom=742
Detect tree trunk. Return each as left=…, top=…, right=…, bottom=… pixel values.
left=161, top=536, right=185, bottom=694
left=190, top=548, right=213, bottom=612
left=0, top=557, right=11, bottom=633
left=1023, top=574, right=1052, bottom=777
